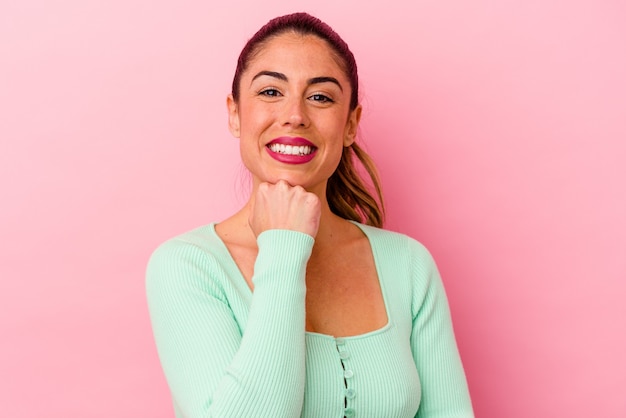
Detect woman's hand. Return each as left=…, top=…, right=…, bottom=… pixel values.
left=249, top=180, right=321, bottom=238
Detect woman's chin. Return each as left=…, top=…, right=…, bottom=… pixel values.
left=254, top=174, right=327, bottom=194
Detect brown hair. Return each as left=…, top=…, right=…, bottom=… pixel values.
left=232, top=12, right=385, bottom=227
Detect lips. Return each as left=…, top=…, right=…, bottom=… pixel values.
left=266, top=136, right=317, bottom=164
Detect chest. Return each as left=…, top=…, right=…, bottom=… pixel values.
left=303, top=254, right=387, bottom=336
left=229, top=237, right=388, bottom=337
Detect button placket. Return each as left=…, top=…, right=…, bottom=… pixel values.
left=336, top=338, right=356, bottom=417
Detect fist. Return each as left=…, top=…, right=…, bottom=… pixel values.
left=249, top=180, right=321, bottom=238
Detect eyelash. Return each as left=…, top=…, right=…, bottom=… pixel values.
left=257, top=88, right=334, bottom=103
left=259, top=88, right=282, bottom=97
left=309, top=93, right=334, bottom=103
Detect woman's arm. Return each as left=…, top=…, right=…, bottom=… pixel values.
left=146, top=229, right=314, bottom=418
left=409, top=241, right=474, bottom=418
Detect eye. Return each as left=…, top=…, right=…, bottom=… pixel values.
left=258, top=88, right=282, bottom=97
left=309, top=93, right=334, bottom=103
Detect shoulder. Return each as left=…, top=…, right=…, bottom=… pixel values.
left=146, top=223, right=234, bottom=297
left=355, top=223, right=442, bottom=308
left=354, top=222, right=435, bottom=266
left=148, top=223, right=225, bottom=263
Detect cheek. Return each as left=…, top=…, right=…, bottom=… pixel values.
left=239, top=139, right=263, bottom=175
left=239, top=101, right=276, bottom=130
left=324, top=116, right=351, bottom=143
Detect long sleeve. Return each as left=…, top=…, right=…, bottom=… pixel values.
left=409, top=241, right=474, bottom=418
left=146, top=229, right=314, bottom=418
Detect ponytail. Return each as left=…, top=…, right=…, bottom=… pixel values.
left=327, top=142, right=385, bottom=227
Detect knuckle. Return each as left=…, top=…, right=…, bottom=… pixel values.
left=306, top=193, right=319, bottom=203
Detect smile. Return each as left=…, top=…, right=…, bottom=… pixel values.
left=266, top=136, right=317, bottom=164
left=267, top=143, right=315, bottom=156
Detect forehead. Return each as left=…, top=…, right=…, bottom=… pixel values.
left=245, top=32, right=347, bottom=79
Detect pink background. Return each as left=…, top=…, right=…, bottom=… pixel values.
left=1, top=0, right=625, bottom=417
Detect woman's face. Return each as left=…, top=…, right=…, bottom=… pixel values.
left=227, top=32, right=361, bottom=196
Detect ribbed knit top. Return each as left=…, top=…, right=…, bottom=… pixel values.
left=146, top=222, right=474, bottom=418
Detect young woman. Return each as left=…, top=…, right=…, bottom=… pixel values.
left=147, top=12, right=474, bottom=418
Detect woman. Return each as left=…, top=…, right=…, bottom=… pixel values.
left=147, top=12, right=474, bottom=418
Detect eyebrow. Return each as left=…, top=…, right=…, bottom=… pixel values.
left=251, top=71, right=343, bottom=91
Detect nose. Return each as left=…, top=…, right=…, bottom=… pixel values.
left=282, top=96, right=309, bottom=128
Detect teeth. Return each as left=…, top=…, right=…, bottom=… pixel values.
left=269, top=143, right=314, bottom=156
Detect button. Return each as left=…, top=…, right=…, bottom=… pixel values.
left=346, top=388, right=356, bottom=399
left=344, top=369, right=354, bottom=379
left=344, top=408, right=355, bottom=417
left=339, top=350, right=350, bottom=360
left=335, top=338, right=346, bottom=346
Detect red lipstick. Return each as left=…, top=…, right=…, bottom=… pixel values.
left=266, top=136, right=317, bottom=164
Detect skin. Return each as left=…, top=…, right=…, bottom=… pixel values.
left=216, top=33, right=387, bottom=337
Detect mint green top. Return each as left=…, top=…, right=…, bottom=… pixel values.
left=146, top=222, right=473, bottom=418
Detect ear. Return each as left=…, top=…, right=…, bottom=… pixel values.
left=344, top=105, right=362, bottom=147
left=226, top=94, right=240, bottom=138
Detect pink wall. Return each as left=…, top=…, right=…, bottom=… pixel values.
left=1, top=1, right=625, bottom=416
